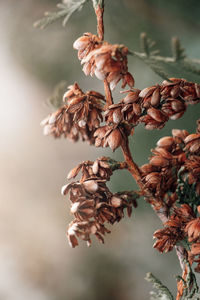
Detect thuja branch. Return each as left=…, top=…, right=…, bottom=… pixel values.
left=145, top=272, right=174, bottom=300
left=133, top=33, right=200, bottom=81
left=39, top=1, right=200, bottom=298
left=34, top=0, right=89, bottom=29
left=90, top=1, right=190, bottom=283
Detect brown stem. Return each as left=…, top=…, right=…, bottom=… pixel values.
left=176, top=263, right=188, bottom=300
left=120, top=137, right=142, bottom=187
left=95, top=4, right=104, bottom=41
left=94, top=3, right=113, bottom=107
left=103, top=79, right=113, bottom=107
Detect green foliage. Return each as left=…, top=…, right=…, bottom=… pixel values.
left=145, top=272, right=174, bottom=300
left=176, top=167, right=200, bottom=211
left=46, top=80, right=68, bottom=109
left=176, top=261, right=200, bottom=300
left=34, top=0, right=89, bottom=29
left=171, top=37, right=186, bottom=61
left=133, top=33, right=200, bottom=83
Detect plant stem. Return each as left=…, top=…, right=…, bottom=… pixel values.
left=94, top=2, right=113, bottom=107
left=120, top=137, right=142, bottom=186
left=95, top=3, right=104, bottom=41
left=103, top=79, right=113, bottom=107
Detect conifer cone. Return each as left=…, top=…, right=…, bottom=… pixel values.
left=73, top=33, right=134, bottom=90
left=41, top=83, right=105, bottom=144
left=62, top=159, right=137, bottom=247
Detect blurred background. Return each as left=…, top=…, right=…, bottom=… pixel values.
left=1, top=0, right=200, bottom=299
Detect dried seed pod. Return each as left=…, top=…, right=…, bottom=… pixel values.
left=149, top=156, right=169, bottom=168
left=147, top=108, right=167, bottom=123
left=150, top=87, right=160, bottom=107
left=107, top=129, right=122, bottom=151
left=67, top=164, right=82, bottom=180
left=170, top=85, right=180, bottom=98
left=157, top=136, right=174, bottom=150
left=139, top=86, right=156, bottom=98
left=123, top=90, right=140, bottom=104
left=185, top=218, right=200, bottom=242
left=113, top=108, right=123, bottom=123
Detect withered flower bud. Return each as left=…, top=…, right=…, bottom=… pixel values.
left=94, top=125, right=125, bottom=151
left=63, top=158, right=138, bottom=247
left=184, top=133, right=200, bottom=154
left=74, top=33, right=134, bottom=90
left=153, top=226, right=183, bottom=253
left=41, top=83, right=105, bottom=144
left=185, top=218, right=200, bottom=242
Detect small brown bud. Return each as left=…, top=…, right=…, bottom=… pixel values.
left=139, top=86, right=155, bottom=98
left=170, top=85, right=180, bottom=98
left=185, top=133, right=200, bottom=144
left=113, top=108, right=122, bottom=123
left=171, top=100, right=185, bottom=112
left=149, top=156, right=169, bottom=167
left=67, top=164, right=81, bottom=180
left=132, top=103, right=141, bottom=115
left=147, top=108, right=167, bottom=123
left=124, top=72, right=135, bottom=88
left=73, top=36, right=90, bottom=50
left=123, top=90, right=140, bottom=104
left=150, top=87, right=160, bottom=107
left=157, top=136, right=174, bottom=149
left=145, top=172, right=160, bottom=185
left=107, top=129, right=122, bottom=151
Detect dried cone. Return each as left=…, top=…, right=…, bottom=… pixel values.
left=63, top=159, right=137, bottom=247
left=41, top=83, right=105, bottom=144
left=118, top=78, right=200, bottom=130
left=185, top=218, right=200, bottom=242
left=73, top=33, right=134, bottom=90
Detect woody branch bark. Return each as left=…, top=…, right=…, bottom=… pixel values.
left=121, top=137, right=142, bottom=186
left=95, top=1, right=113, bottom=107
left=95, top=3, right=104, bottom=41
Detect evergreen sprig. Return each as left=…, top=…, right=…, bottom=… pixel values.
left=46, top=80, right=68, bottom=109
left=133, top=33, right=200, bottom=82
left=176, top=167, right=200, bottom=210
left=145, top=272, right=174, bottom=300
left=177, top=261, right=200, bottom=300
left=34, top=0, right=89, bottom=29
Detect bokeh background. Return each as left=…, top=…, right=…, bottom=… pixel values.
left=1, top=0, right=200, bottom=299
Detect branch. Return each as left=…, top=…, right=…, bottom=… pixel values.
left=34, top=0, right=89, bottom=29
left=176, top=261, right=200, bottom=300
left=133, top=33, right=200, bottom=82
left=145, top=272, right=174, bottom=300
